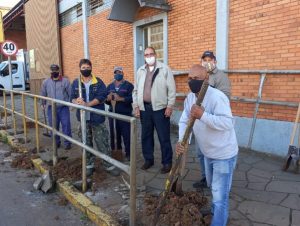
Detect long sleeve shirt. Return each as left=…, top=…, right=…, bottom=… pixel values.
left=106, top=80, right=134, bottom=116
left=209, top=68, right=231, bottom=100
left=40, top=77, right=71, bottom=107
left=178, top=86, right=238, bottom=159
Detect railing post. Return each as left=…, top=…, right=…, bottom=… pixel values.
left=129, top=118, right=137, bottom=226
left=21, top=93, right=27, bottom=143
left=11, top=91, right=16, bottom=135
left=78, top=76, right=87, bottom=192
left=247, top=73, right=266, bottom=149
left=34, top=97, right=40, bottom=153
left=52, top=101, right=58, bottom=166
left=3, top=92, right=7, bottom=129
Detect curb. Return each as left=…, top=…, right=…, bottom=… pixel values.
left=0, top=130, right=28, bottom=153
left=0, top=130, right=118, bottom=226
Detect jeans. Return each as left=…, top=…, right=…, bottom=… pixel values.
left=204, top=155, right=237, bottom=226
left=196, top=146, right=206, bottom=178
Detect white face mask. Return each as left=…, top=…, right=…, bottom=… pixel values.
left=202, top=62, right=216, bottom=72
left=145, top=56, right=156, bottom=66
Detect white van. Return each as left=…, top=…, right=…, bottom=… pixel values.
left=0, top=60, right=30, bottom=95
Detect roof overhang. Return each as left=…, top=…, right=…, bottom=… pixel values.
left=3, top=0, right=24, bottom=30
left=108, top=0, right=171, bottom=23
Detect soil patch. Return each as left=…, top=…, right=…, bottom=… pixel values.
left=111, top=149, right=123, bottom=162
left=11, top=153, right=35, bottom=170
left=52, top=158, right=82, bottom=182
left=51, top=158, right=107, bottom=185
left=143, top=192, right=209, bottom=226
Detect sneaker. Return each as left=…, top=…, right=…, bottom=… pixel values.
left=193, top=177, right=207, bottom=188
left=105, top=166, right=120, bottom=176
left=86, top=165, right=95, bottom=177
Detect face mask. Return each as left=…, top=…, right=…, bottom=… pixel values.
left=80, top=69, right=92, bottom=77
left=188, top=79, right=204, bottom=94
left=145, top=56, right=156, bottom=66
left=114, top=73, right=123, bottom=81
left=202, top=62, right=216, bottom=72
left=51, top=72, right=59, bottom=79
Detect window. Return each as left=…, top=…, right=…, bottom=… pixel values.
left=144, top=22, right=164, bottom=62
left=59, top=0, right=104, bottom=27
left=59, top=4, right=82, bottom=27
left=1, top=64, right=18, bottom=77
left=0, top=62, right=5, bottom=71
left=89, top=0, right=104, bottom=16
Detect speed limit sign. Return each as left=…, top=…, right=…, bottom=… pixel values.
left=1, top=40, right=18, bottom=56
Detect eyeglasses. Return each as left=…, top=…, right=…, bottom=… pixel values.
left=144, top=53, right=155, bottom=57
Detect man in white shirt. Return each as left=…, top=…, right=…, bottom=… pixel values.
left=176, top=64, right=238, bottom=226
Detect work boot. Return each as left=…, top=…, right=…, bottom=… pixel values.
left=160, top=164, right=172, bottom=174
left=193, top=177, right=207, bottom=188
left=141, top=161, right=154, bottom=170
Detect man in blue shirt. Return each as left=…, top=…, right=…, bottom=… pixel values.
left=106, top=66, right=134, bottom=161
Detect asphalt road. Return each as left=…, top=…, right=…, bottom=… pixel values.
left=0, top=143, right=95, bottom=226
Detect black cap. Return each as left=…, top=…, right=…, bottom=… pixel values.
left=201, top=51, right=216, bottom=60
left=50, top=64, right=59, bottom=71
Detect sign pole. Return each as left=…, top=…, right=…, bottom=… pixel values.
left=8, top=56, right=13, bottom=90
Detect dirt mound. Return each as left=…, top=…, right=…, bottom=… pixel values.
left=143, top=192, right=209, bottom=226
left=52, top=158, right=82, bottom=182
left=11, top=153, right=35, bottom=169
left=51, top=158, right=107, bottom=185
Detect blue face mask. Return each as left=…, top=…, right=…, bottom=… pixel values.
left=114, top=73, right=123, bottom=81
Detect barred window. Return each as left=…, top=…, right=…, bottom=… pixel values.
left=59, top=0, right=104, bottom=27
left=89, top=0, right=104, bottom=16
left=59, top=4, right=82, bottom=28
left=144, top=22, right=164, bottom=62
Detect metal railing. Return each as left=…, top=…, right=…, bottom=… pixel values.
left=0, top=88, right=137, bottom=226
left=173, top=69, right=300, bottom=150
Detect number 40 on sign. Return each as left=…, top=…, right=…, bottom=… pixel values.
left=1, top=40, right=18, bottom=56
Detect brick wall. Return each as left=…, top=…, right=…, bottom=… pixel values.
left=1, top=29, right=26, bottom=60
left=60, top=10, right=133, bottom=84
left=229, top=0, right=300, bottom=121
left=60, top=0, right=300, bottom=122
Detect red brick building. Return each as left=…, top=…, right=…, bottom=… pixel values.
left=24, top=0, right=300, bottom=156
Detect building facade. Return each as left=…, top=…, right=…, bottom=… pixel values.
left=26, top=0, right=300, bottom=156
left=1, top=2, right=26, bottom=61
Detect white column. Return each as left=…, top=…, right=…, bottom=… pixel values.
left=82, top=0, right=90, bottom=59
left=216, top=0, right=229, bottom=70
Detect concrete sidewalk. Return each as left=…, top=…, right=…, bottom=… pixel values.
left=1, top=95, right=300, bottom=226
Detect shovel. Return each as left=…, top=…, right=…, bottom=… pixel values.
left=283, top=102, right=300, bottom=171
left=42, top=106, right=51, bottom=137
left=111, top=95, right=123, bottom=161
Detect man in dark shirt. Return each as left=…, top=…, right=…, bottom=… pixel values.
left=106, top=66, right=134, bottom=161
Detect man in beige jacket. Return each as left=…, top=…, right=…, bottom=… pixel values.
left=133, top=47, right=176, bottom=174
